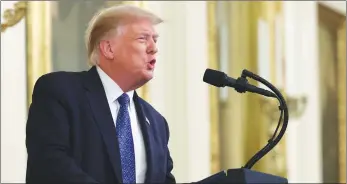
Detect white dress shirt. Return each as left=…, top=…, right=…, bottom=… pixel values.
left=96, top=66, right=147, bottom=183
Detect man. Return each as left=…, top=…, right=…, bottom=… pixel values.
left=26, top=4, right=175, bottom=184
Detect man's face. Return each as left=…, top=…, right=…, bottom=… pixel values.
left=109, top=19, right=158, bottom=84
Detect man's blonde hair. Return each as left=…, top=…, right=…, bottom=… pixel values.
left=85, top=4, right=163, bottom=66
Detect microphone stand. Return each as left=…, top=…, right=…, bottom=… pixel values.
left=197, top=68, right=289, bottom=183
left=237, top=69, right=289, bottom=169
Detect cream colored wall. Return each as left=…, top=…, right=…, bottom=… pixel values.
left=1, top=1, right=28, bottom=182
left=284, top=1, right=345, bottom=183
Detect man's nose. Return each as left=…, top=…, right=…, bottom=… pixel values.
left=147, top=40, right=158, bottom=55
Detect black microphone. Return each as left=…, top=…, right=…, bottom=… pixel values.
left=203, top=68, right=277, bottom=98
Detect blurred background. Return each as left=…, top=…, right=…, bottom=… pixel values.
left=1, top=1, right=346, bottom=183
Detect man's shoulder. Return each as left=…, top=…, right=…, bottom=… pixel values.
left=32, top=70, right=87, bottom=96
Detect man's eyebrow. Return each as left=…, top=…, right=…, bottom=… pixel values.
left=139, top=32, right=159, bottom=38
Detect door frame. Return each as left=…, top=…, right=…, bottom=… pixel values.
left=317, top=2, right=346, bottom=183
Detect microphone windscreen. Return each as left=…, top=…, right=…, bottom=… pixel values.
left=203, top=69, right=226, bottom=87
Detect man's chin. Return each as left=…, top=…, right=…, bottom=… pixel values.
left=143, top=70, right=154, bottom=80
left=143, top=74, right=153, bottom=83
left=134, top=71, right=153, bottom=88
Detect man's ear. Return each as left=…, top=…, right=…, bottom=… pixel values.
left=99, top=40, right=114, bottom=60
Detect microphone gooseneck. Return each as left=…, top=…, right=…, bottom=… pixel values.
left=240, top=69, right=288, bottom=169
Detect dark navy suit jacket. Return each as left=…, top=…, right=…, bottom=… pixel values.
left=26, top=66, right=176, bottom=184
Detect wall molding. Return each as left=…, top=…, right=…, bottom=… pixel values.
left=1, top=2, right=26, bottom=32
left=318, top=1, right=346, bottom=15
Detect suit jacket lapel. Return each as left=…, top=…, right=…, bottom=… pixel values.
left=133, top=92, right=155, bottom=183
left=83, top=66, right=123, bottom=183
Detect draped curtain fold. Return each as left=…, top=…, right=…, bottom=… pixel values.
left=209, top=1, right=287, bottom=177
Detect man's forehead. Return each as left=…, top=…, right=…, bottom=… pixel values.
left=125, top=20, right=158, bottom=33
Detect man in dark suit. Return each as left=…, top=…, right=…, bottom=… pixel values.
left=26, top=4, right=175, bottom=184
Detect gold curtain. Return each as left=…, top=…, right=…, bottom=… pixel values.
left=26, top=2, right=52, bottom=106
left=213, top=1, right=287, bottom=177
left=207, top=1, right=221, bottom=174
left=218, top=1, right=267, bottom=171
left=257, top=2, right=287, bottom=177
left=337, top=20, right=346, bottom=183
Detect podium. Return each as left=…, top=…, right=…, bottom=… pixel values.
left=197, top=168, right=288, bottom=183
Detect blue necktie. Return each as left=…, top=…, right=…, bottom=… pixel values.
left=116, top=93, right=136, bottom=183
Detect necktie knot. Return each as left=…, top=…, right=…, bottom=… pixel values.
left=118, top=93, right=130, bottom=107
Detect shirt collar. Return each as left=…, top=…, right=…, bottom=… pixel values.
left=96, top=66, right=134, bottom=104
